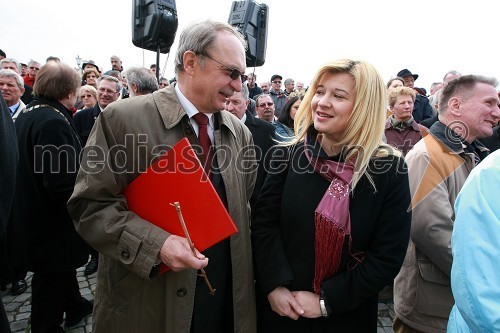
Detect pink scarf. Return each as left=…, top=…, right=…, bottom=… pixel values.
left=304, top=139, right=355, bottom=293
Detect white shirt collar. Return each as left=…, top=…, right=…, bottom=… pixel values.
left=174, top=84, right=214, bottom=141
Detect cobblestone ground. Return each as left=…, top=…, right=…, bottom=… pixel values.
left=2, top=267, right=395, bottom=332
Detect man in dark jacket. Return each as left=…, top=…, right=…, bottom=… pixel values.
left=269, top=74, right=287, bottom=117
left=73, top=75, right=122, bottom=276
left=225, top=84, right=276, bottom=210
left=0, top=92, right=16, bottom=333
left=397, top=69, right=433, bottom=123
left=12, top=62, right=93, bottom=332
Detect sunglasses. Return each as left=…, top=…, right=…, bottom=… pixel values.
left=202, top=53, right=247, bottom=82
left=272, top=80, right=281, bottom=84
left=80, top=94, right=93, bottom=99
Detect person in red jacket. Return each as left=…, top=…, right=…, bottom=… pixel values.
left=22, top=60, right=41, bottom=87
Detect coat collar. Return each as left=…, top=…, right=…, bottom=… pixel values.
left=244, top=110, right=257, bottom=127
left=152, top=85, right=238, bottom=139
left=429, top=121, right=489, bottom=156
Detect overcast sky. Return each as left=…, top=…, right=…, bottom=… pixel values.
left=2, top=0, right=499, bottom=92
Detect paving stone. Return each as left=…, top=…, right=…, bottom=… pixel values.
left=379, top=316, right=393, bottom=327
left=16, top=312, right=30, bottom=320
left=80, top=288, right=92, bottom=296
left=19, top=305, right=31, bottom=313
left=4, top=302, right=21, bottom=312
left=10, top=319, right=28, bottom=331
left=13, top=293, right=31, bottom=303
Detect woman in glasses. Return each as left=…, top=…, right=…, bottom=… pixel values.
left=76, top=85, right=97, bottom=112
left=252, top=59, right=411, bottom=332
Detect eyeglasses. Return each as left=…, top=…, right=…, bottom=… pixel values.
left=272, top=80, right=281, bottom=84
left=257, top=102, right=274, bottom=108
left=98, top=88, right=119, bottom=95
left=29, top=66, right=40, bottom=71
left=80, top=94, right=93, bottom=99
left=201, top=53, right=247, bottom=82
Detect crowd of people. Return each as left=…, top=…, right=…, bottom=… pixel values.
left=1, top=18, right=500, bottom=333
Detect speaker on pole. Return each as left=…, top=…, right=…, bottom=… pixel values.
left=228, top=0, right=268, bottom=67
left=132, top=0, right=178, bottom=54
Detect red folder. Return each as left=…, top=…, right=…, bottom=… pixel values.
left=124, top=137, right=238, bottom=273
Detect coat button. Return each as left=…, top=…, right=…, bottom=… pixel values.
left=121, top=250, right=130, bottom=259
left=176, top=288, right=187, bottom=297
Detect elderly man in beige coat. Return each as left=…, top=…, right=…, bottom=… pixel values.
left=68, top=20, right=257, bottom=333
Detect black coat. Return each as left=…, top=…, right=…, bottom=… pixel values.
left=252, top=134, right=411, bottom=332
left=479, top=125, right=500, bottom=152
left=244, top=111, right=276, bottom=210
left=73, top=104, right=101, bottom=146
left=0, top=93, right=17, bottom=239
left=12, top=97, right=88, bottom=272
left=413, top=94, right=433, bottom=123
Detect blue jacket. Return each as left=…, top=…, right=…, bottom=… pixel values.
left=447, top=150, right=500, bottom=332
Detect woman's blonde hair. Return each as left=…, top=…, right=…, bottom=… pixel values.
left=79, top=85, right=97, bottom=98
left=292, top=59, right=398, bottom=191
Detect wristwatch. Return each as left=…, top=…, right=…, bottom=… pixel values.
left=319, top=297, right=329, bottom=318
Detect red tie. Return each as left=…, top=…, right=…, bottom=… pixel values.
left=192, top=113, right=214, bottom=175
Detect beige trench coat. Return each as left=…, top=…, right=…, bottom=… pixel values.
left=68, top=86, right=257, bottom=333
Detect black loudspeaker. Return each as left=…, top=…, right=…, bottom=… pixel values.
left=228, top=0, right=268, bottom=67
left=132, top=0, right=178, bottom=54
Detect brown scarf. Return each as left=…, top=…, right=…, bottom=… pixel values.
left=304, top=138, right=355, bottom=293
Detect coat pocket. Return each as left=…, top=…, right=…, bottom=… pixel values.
left=414, top=261, right=454, bottom=318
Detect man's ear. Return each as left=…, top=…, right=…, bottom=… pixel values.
left=448, top=96, right=462, bottom=116
left=132, top=83, right=139, bottom=94
left=182, top=51, right=197, bottom=76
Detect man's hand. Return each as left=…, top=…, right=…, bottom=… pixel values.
left=159, top=235, right=208, bottom=272
left=267, top=286, right=304, bottom=320
left=291, top=291, right=322, bottom=318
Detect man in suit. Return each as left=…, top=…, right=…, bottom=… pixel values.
left=74, top=75, right=122, bottom=146
left=68, top=20, right=257, bottom=333
left=225, top=84, right=276, bottom=209
left=73, top=75, right=122, bottom=276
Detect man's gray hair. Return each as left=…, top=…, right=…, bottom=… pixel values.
left=241, top=83, right=249, bottom=100
left=174, top=20, right=246, bottom=76
left=125, top=67, right=159, bottom=95
left=0, top=58, right=21, bottom=71
left=97, top=75, right=123, bottom=92
left=0, top=69, right=24, bottom=89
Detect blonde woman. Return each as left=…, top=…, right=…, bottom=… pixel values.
left=252, top=59, right=411, bottom=332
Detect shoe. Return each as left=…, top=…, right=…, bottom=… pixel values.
left=84, top=256, right=98, bottom=276
left=10, top=279, right=28, bottom=296
left=64, top=299, right=94, bottom=328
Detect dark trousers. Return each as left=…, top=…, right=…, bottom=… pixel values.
left=31, top=270, right=85, bottom=333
